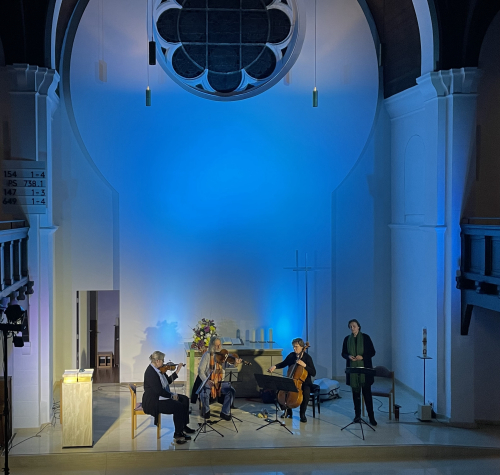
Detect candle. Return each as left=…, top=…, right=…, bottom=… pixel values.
left=251, top=330, right=256, bottom=342
left=269, top=328, right=273, bottom=342
left=422, top=327, right=427, bottom=356
left=260, top=329, right=265, bottom=342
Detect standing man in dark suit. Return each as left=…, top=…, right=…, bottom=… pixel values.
left=342, top=319, right=377, bottom=426
left=142, top=351, right=196, bottom=444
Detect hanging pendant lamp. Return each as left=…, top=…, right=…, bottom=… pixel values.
left=145, top=0, right=152, bottom=106
left=313, top=0, right=318, bottom=107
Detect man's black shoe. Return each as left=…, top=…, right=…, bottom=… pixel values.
left=220, top=413, right=231, bottom=421
left=184, top=426, right=196, bottom=434
left=203, top=410, right=211, bottom=419
left=353, top=416, right=361, bottom=423
left=300, top=415, right=307, bottom=423
left=180, top=432, right=192, bottom=440
left=369, top=417, right=378, bottom=426
left=173, top=433, right=187, bottom=444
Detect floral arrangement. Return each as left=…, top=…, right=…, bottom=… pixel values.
left=191, top=318, right=217, bottom=351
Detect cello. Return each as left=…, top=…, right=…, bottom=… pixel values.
left=277, top=342, right=310, bottom=409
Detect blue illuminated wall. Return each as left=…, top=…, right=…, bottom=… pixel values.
left=56, top=0, right=380, bottom=381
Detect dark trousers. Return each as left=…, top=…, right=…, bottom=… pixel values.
left=351, top=384, right=374, bottom=418
left=280, top=384, right=311, bottom=417
left=158, top=394, right=190, bottom=434
left=300, top=384, right=311, bottom=417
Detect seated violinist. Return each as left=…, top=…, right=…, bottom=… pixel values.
left=142, top=351, right=196, bottom=444
left=268, top=337, right=316, bottom=423
left=198, top=336, right=242, bottom=420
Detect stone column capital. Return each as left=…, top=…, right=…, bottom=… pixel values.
left=8, top=64, right=60, bottom=104
left=416, top=67, right=483, bottom=101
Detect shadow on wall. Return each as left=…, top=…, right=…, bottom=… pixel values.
left=133, top=320, right=183, bottom=380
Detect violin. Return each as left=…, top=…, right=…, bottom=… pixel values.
left=215, top=349, right=252, bottom=366
left=209, top=352, right=223, bottom=399
left=159, top=362, right=185, bottom=374
left=276, top=342, right=310, bottom=410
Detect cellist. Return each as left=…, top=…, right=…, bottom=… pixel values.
left=268, top=338, right=316, bottom=423
left=198, top=336, right=242, bottom=420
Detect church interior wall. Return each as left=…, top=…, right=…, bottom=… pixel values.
left=473, top=307, right=500, bottom=422
left=464, top=11, right=500, bottom=218
left=387, top=89, right=439, bottom=409
left=0, top=0, right=498, bottom=433
left=62, top=0, right=381, bottom=383
left=332, top=102, right=392, bottom=378
left=52, top=101, right=117, bottom=382
left=467, top=8, right=500, bottom=426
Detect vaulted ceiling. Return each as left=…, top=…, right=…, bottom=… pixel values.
left=1, top=0, right=499, bottom=98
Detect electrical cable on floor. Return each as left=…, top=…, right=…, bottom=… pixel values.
left=3, top=398, right=64, bottom=455
left=5, top=422, right=53, bottom=453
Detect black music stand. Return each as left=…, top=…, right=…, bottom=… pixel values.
left=193, top=371, right=224, bottom=442
left=218, top=368, right=242, bottom=432
left=341, top=367, right=376, bottom=440
left=254, top=373, right=296, bottom=435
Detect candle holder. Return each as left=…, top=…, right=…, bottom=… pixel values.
left=417, top=355, right=433, bottom=421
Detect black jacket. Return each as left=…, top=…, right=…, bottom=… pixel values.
left=341, top=333, right=376, bottom=386
left=142, top=364, right=177, bottom=425
left=275, top=351, right=316, bottom=386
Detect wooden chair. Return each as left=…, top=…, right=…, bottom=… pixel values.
left=309, top=383, right=321, bottom=418
left=129, top=383, right=161, bottom=439
left=363, top=366, right=395, bottom=419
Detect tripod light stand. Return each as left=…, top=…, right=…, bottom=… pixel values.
left=0, top=303, right=27, bottom=475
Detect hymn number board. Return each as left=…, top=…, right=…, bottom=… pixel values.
left=2, top=160, right=47, bottom=214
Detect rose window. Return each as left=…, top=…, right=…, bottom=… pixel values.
left=154, top=0, right=301, bottom=100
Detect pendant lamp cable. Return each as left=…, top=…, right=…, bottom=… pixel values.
left=312, top=0, right=318, bottom=107
left=98, top=0, right=103, bottom=62
left=314, top=0, right=317, bottom=88
left=147, top=0, right=150, bottom=87
left=146, top=0, right=151, bottom=106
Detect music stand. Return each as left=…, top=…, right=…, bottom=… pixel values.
left=254, top=373, right=296, bottom=435
left=340, top=367, right=376, bottom=440
left=218, top=368, right=242, bottom=432
left=193, top=370, right=224, bottom=442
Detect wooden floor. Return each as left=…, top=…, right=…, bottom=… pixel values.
left=93, top=366, right=120, bottom=384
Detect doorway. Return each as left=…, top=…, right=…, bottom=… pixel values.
left=77, top=290, right=120, bottom=383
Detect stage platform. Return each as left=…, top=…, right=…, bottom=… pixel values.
left=4, top=381, right=500, bottom=474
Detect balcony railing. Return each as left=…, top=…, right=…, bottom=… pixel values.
left=458, top=218, right=500, bottom=334
left=0, top=221, right=32, bottom=300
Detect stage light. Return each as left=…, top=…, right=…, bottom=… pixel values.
left=4, top=303, right=26, bottom=324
